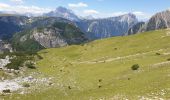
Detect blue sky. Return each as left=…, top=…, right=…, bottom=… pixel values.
left=0, top=0, right=170, bottom=20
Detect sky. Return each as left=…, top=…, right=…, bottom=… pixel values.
left=0, top=0, right=170, bottom=20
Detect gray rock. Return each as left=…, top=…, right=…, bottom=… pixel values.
left=127, top=22, right=145, bottom=35
left=32, top=28, right=68, bottom=48
left=0, top=40, right=13, bottom=53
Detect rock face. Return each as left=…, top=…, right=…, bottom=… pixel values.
left=128, top=10, right=170, bottom=35
left=0, top=56, right=11, bottom=69
left=146, top=10, right=170, bottom=31
left=0, top=40, right=12, bottom=53
left=44, top=7, right=80, bottom=21
left=76, top=13, right=138, bottom=39
left=32, top=28, right=68, bottom=48
left=127, top=22, right=145, bottom=35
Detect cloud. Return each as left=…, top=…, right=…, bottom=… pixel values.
left=13, top=5, right=52, bottom=14
left=68, top=2, right=88, bottom=8
left=111, top=12, right=128, bottom=16
left=0, top=3, right=52, bottom=15
left=0, top=3, right=10, bottom=9
left=10, top=0, right=24, bottom=5
left=132, top=11, right=151, bottom=20
left=83, top=10, right=99, bottom=15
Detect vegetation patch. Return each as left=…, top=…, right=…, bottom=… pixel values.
left=131, top=64, right=140, bottom=70
left=25, top=62, right=36, bottom=69
left=22, top=82, right=30, bottom=88
left=0, top=52, right=42, bottom=70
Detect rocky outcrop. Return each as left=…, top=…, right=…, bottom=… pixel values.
left=32, top=28, right=68, bottom=48
left=146, top=10, right=170, bottom=31
left=0, top=40, right=12, bottom=53
left=127, top=22, right=145, bottom=35
left=0, top=56, right=11, bottom=69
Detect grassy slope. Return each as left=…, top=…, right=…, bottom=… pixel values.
left=3, top=29, right=170, bottom=99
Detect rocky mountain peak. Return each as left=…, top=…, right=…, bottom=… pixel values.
left=128, top=9, right=170, bottom=35
left=44, top=6, right=80, bottom=21
left=146, top=9, right=170, bottom=31
left=55, top=6, right=73, bottom=13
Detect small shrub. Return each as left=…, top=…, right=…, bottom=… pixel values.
left=128, top=78, right=131, bottom=80
left=131, top=64, right=140, bottom=70
left=167, top=58, right=170, bottom=61
left=22, top=83, right=30, bottom=87
left=6, top=58, right=24, bottom=70
left=99, top=79, right=102, bottom=82
left=68, top=86, right=71, bottom=89
left=2, top=89, right=10, bottom=93
left=37, top=55, right=43, bottom=60
left=156, top=53, right=161, bottom=55
left=98, top=85, right=102, bottom=88
left=26, top=62, right=36, bottom=69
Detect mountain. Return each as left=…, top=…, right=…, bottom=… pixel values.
left=76, top=13, right=138, bottom=39
left=127, top=22, right=145, bottom=35
left=44, top=7, right=138, bottom=39
left=128, top=10, right=170, bottom=35
left=44, top=7, right=80, bottom=21
left=146, top=10, right=170, bottom=31
left=12, top=19, right=87, bottom=52
left=0, top=15, right=29, bottom=40
left=0, top=14, right=87, bottom=52
left=0, top=7, right=138, bottom=41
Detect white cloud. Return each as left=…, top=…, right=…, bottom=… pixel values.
left=0, top=3, right=52, bottom=15
left=132, top=11, right=151, bottom=20
left=84, top=10, right=99, bottom=15
left=68, top=2, right=88, bottom=8
left=111, top=12, right=128, bottom=16
left=10, top=0, right=24, bottom=5
left=0, top=3, right=10, bottom=9
left=133, top=11, right=145, bottom=16
left=13, top=5, right=52, bottom=14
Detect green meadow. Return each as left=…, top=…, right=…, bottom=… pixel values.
left=2, top=29, right=170, bottom=99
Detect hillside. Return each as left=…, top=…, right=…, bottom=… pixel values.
left=2, top=29, right=170, bottom=99
left=12, top=21, right=87, bottom=52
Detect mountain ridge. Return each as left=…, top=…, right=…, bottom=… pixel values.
left=128, top=9, right=170, bottom=35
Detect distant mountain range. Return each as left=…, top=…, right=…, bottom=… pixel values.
left=1, top=7, right=170, bottom=52
left=44, top=7, right=138, bottom=39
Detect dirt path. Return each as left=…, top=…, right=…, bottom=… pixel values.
left=73, top=49, right=164, bottom=64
